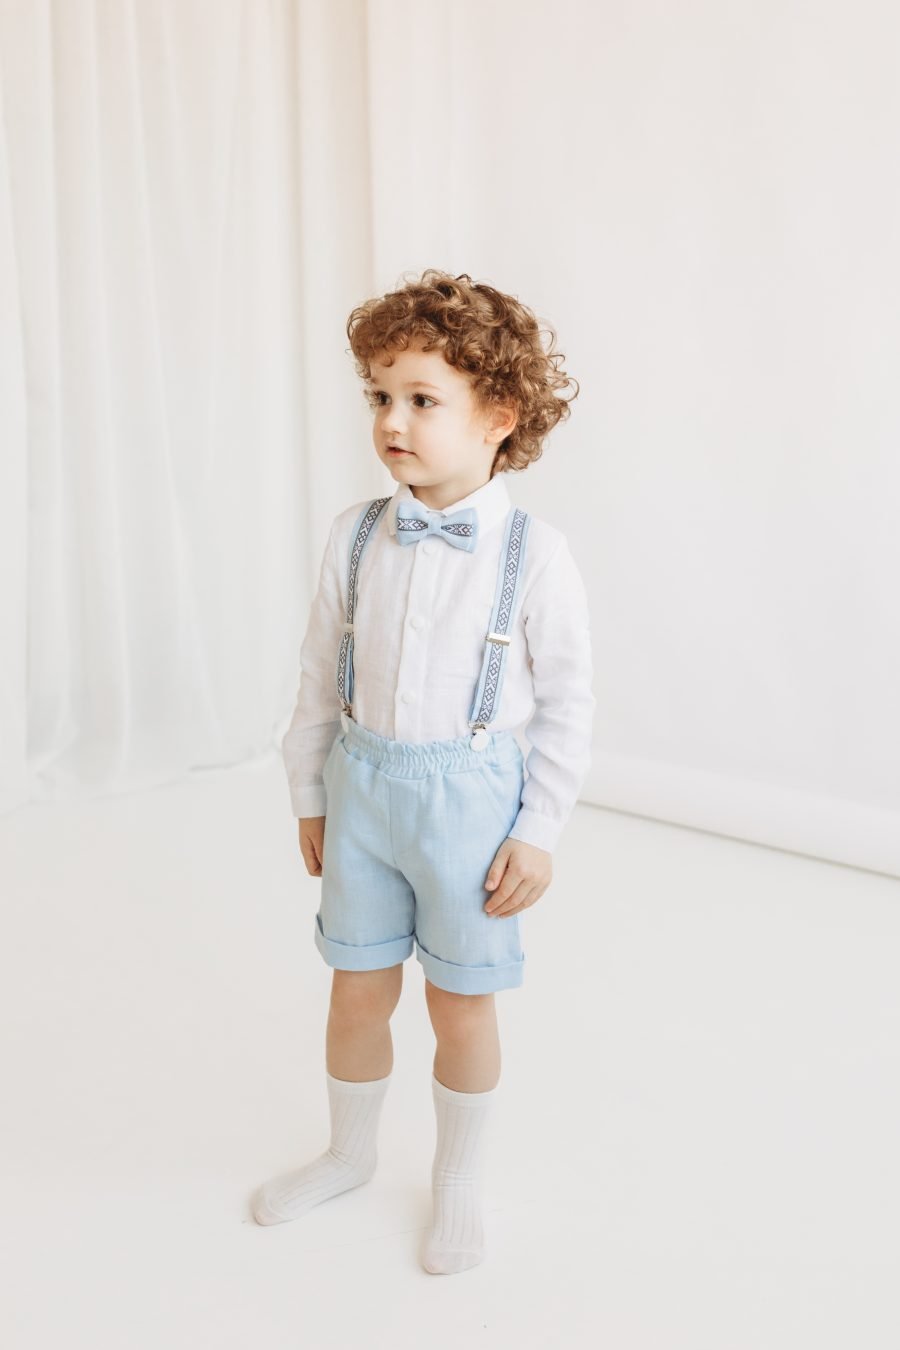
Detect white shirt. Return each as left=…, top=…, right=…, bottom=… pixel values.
left=282, top=472, right=595, bottom=852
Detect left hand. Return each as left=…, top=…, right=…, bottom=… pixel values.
left=483, top=838, right=552, bottom=917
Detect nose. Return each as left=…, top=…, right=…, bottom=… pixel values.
left=382, top=407, right=405, bottom=435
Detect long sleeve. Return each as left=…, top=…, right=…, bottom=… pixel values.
left=281, top=516, right=346, bottom=817
left=507, top=536, right=596, bottom=853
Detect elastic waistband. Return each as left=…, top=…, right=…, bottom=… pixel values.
left=338, top=711, right=522, bottom=776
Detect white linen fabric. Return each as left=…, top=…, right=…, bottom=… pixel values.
left=282, top=472, right=596, bottom=854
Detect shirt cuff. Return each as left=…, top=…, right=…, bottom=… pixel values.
left=291, top=784, right=327, bottom=818
left=507, top=808, right=564, bottom=854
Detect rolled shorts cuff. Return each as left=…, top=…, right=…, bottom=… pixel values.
left=314, top=915, right=415, bottom=970
left=415, top=938, right=525, bottom=995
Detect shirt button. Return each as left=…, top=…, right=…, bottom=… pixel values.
left=410, top=615, right=424, bottom=630
left=400, top=691, right=415, bottom=704
left=422, top=541, right=435, bottom=555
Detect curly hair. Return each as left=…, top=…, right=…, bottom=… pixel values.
left=345, top=268, right=579, bottom=475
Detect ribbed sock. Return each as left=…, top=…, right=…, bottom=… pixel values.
left=422, top=1072, right=496, bottom=1275
left=252, top=1070, right=391, bottom=1226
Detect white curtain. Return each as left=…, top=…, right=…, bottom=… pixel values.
left=0, top=0, right=378, bottom=816
left=3, top=0, right=899, bottom=878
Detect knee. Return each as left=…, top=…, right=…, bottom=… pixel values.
left=424, top=981, right=494, bottom=1038
left=330, top=966, right=402, bottom=1023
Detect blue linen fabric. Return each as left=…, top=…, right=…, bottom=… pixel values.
left=315, top=712, right=527, bottom=994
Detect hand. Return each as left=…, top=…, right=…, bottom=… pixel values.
left=483, top=838, right=552, bottom=918
left=298, top=816, right=326, bottom=877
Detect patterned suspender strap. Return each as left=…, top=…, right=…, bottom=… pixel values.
left=336, top=497, right=392, bottom=716
left=468, top=506, right=532, bottom=742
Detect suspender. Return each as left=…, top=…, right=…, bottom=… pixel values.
left=336, top=496, right=392, bottom=718
left=468, top=505, right=531, bottom=742
left=336, top=498, right=531, bottom=747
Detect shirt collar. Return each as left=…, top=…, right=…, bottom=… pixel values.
left=386, top=473, right=511, bottom=537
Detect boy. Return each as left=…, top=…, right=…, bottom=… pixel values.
left=252, top=270, right=595, bottom=1275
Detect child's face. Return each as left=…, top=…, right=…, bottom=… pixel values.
left=366, top=343, right=512, bottom=503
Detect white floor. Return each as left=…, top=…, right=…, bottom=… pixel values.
left=1, top=756, right=898, bottom=1349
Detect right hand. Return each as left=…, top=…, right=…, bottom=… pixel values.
left=298, top=816, right=326, bottom=876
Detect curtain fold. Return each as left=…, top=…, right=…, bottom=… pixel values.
left=0, top=0, right=374, bottom=816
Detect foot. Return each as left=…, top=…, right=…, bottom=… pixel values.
left=252, top=1146, right=377, bottom=1226
left=421, top=1162, right=486, bottom=1273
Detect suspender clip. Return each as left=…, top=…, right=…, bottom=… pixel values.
left=470, top=722, right=490, bottom=751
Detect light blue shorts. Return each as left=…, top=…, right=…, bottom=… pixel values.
left=315, top=712, right=527, bottom=995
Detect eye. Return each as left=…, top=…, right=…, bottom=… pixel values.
left=363, top=390, right=436, bottom=409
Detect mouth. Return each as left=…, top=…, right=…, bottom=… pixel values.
left=386, top=446, right=412, bottom=456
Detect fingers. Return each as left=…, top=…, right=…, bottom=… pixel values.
left=484, top=861, right=546, bottom=917
left=299, top=823, right=325, bottom=877
left=300, top=839, right=320, bottom=875
left=484, top=841, right=552, bottom=916
left=486, top=880, right=541, bottom=917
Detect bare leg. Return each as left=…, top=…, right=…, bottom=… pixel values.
left=252, top=965, right=402, bottom=1226
left=421, top=979, right=500, bottom=1273
left=326, top=966, right=403, bottom=1080
left=424, top=982, right=500, bottom=1091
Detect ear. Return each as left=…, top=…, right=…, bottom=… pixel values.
left=487, top=402, right=518, bottom=444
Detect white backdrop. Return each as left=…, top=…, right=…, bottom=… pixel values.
left=2, top=0, right=898, bottom=875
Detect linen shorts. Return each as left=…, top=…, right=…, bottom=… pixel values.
left=315, top=712, right=527, bottom=995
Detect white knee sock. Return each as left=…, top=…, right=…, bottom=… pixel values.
left=422, top=1073, right=496, bottom=1275
left=252, top=1070, right=391, bottom=1226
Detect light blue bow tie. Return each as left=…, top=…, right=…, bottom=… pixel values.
left=394, top=499, right=478, bottom=552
